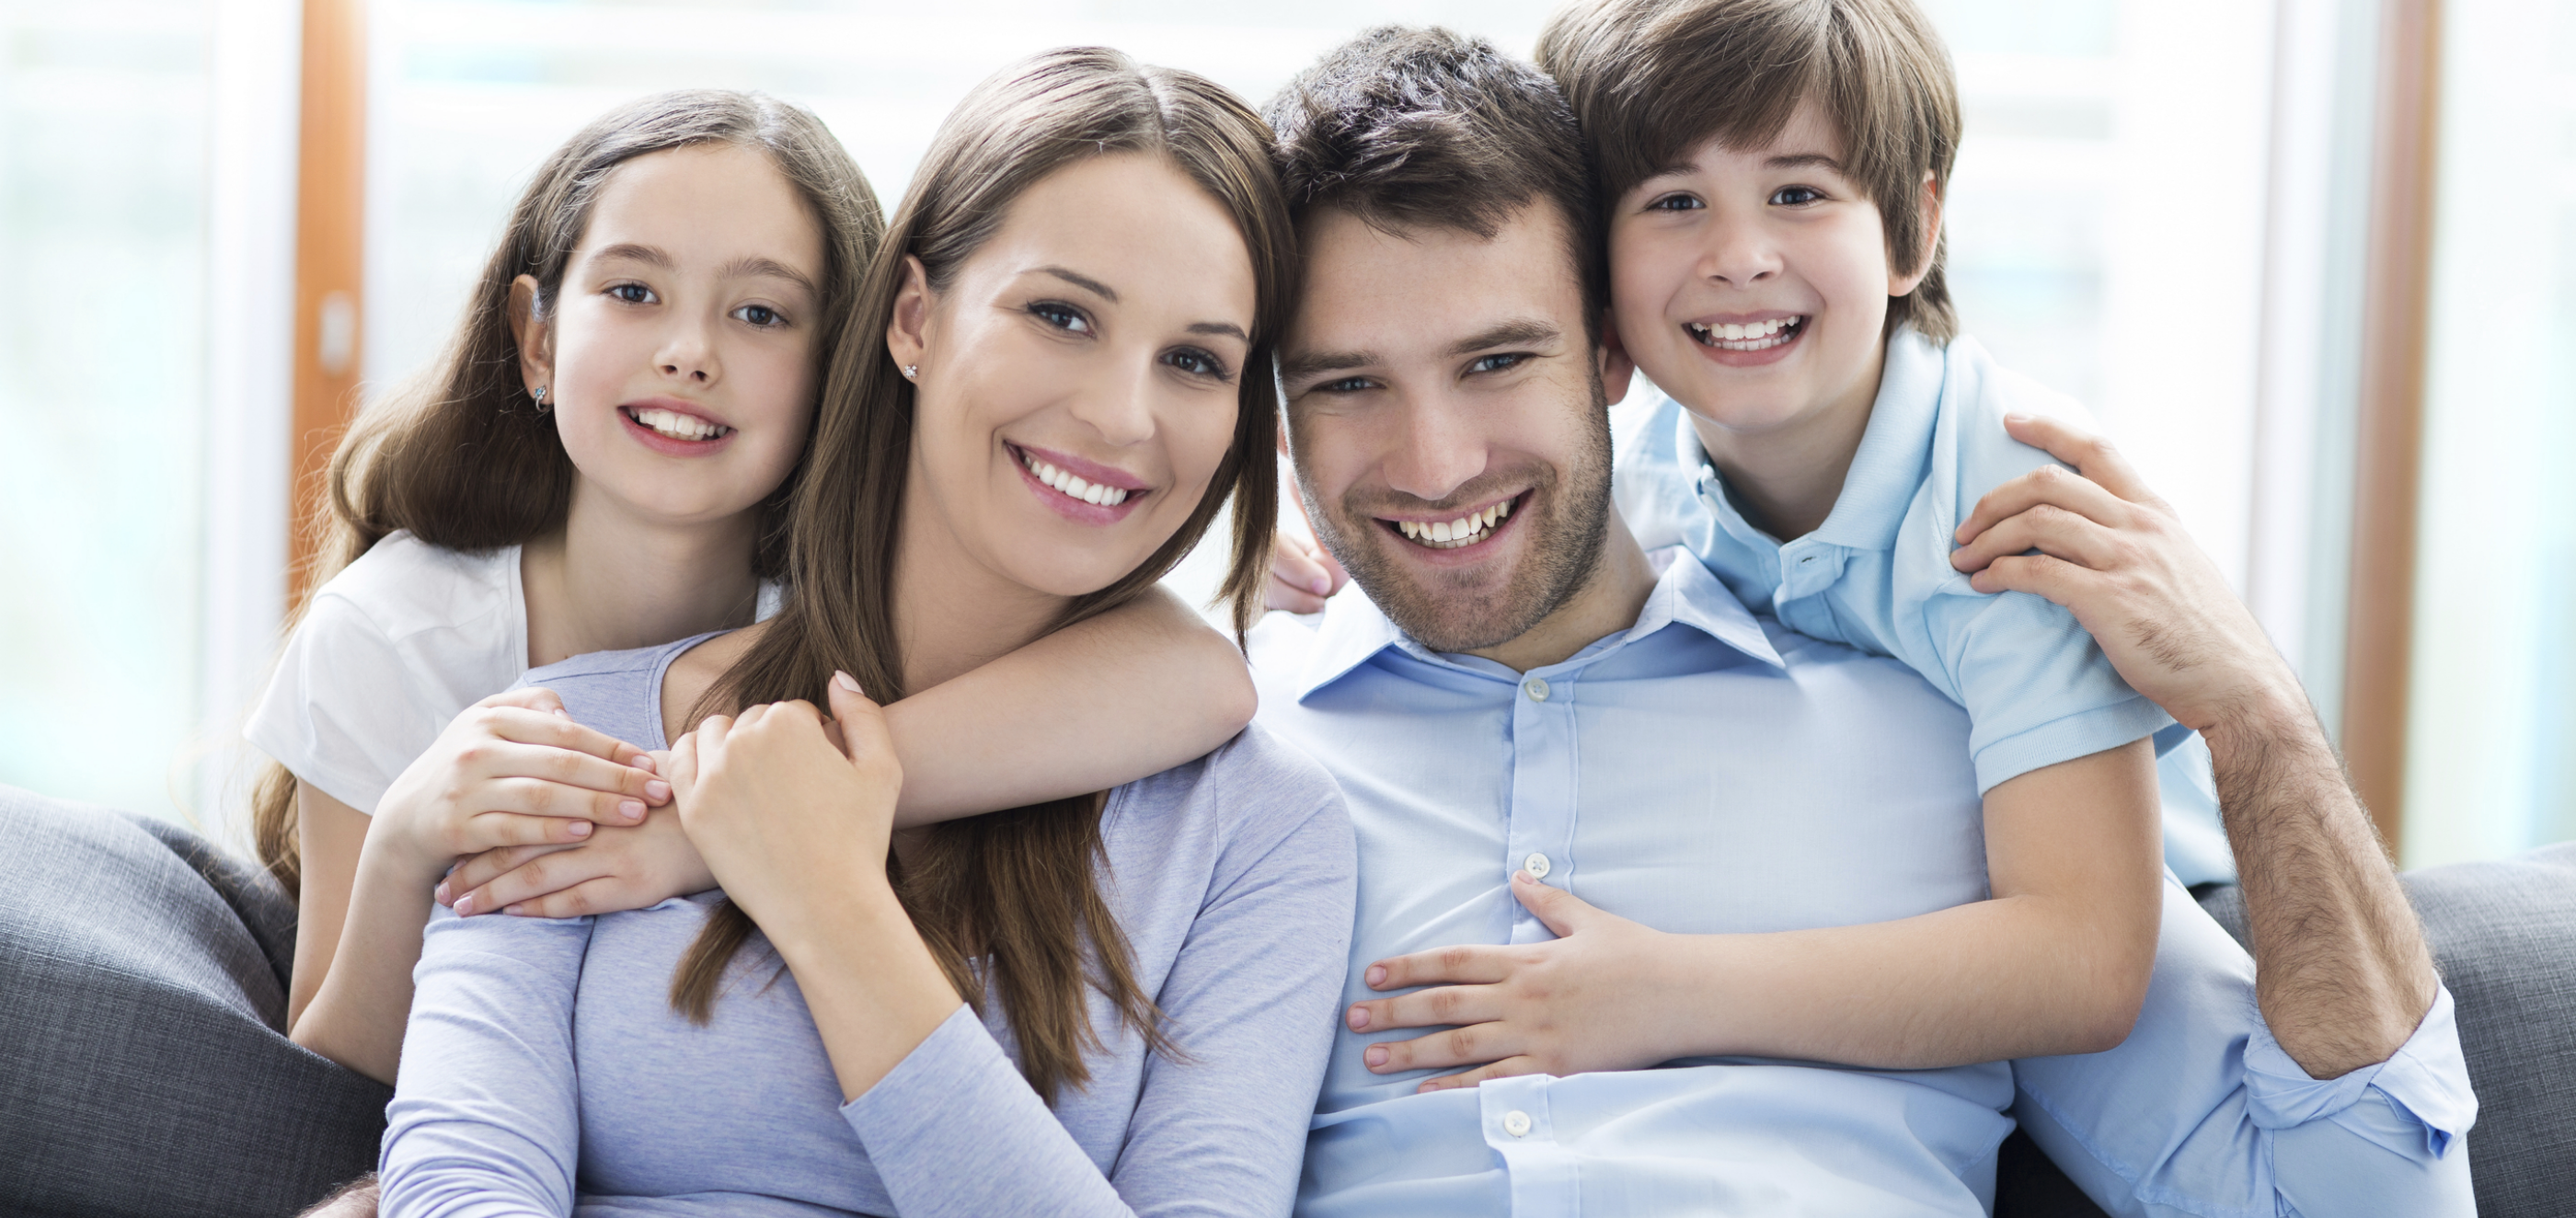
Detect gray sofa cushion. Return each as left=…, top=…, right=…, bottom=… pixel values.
left=0, top=785, right=386, bottom=1217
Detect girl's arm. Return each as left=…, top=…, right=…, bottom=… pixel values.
left=288, top=688, right=665, bottom=1083
left=437, top=586, right=1257, bottom=919
left=1348, top=739, right=2162, bottom=1079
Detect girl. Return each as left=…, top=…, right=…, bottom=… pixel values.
left=379, top=49, right=1351, bottom=1216
left=247, top=89, right=1260, bottom=1086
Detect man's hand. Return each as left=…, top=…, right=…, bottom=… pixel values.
left=1346, top=872, right=1682, bottom=1092
left=1949, top=414, right=2307, bottom=737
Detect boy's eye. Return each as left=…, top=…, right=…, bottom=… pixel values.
left=1644, top=192, right=1704, bottom=213
left=1029, top=302, right=1092, bottom=334
left=1467, top=352, right=1529, bottom=375
left=1771, top=185, right=1824, bottom=206
left=732, top=304, right=785, bottom=328
left=1162, top=347, right=1232, bottom=381
left=608, top=282, right=655, bottom=304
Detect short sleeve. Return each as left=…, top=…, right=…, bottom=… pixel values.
left=244, top=592, right=456, bottom=814
left=1919, top=586, right=2173, bottom=792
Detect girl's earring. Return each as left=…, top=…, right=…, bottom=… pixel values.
left=532, top=385, right=550, bottom=414
left=902, top=364, right=918, bottom=380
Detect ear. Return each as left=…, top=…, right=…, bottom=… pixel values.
left=508, top=274, right=554, bottom=396
left=885, top=255, right=932, bottom=375
left=1597, top=309, right=1638, bottom=406
left=1889, top=171, right=1944, bottom=297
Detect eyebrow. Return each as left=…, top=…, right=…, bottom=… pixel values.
left=1765, top=152, right=1846, bottom=173
left=1035, top=265, right=1248, bottom=343
left=1280, top=348, right=1376, bottom=385
left=721, top=256, right=818, bottom=294
left=592, top=242, right=673, bottom=269
left=1444, top=318, right=1559, bottom=358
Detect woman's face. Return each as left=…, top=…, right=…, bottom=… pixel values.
left=526, top=143, right=826, bottom=532
left=891, top=153, right=1255, bottom=600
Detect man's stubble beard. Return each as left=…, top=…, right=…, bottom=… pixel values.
left=1301, top=374, right=1615, bottom=654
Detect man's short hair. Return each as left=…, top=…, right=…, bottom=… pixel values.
left=1263, top=26, right=1605, bottom=339
left=1538, top=0, right=1961, bottom=342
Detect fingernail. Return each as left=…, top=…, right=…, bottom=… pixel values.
left=504, top=903, right=528, bottom=916
left=1365, top=964, right=1387, bottom=987
left=1347, top=1005, right=1371, bottom=1030
left=618, top=799, right=646, bottom=822
left=434, top=881, right=451, bottom=905
left=631, top=753, right=658, bottom=775
left=568, top=821, right=592, bottom=838
left=1310, top=575, right=1333, bottom=595
left=1513, top=870, right=1534, bottom=883
left=2004, top=412, right=2031, bottom=425
left=554, top=707, right=572, bottom=718
left=453, top=894, right=476, bottom=916
left=834, top=670, right=864, bottom=695
left=1365, top=1045, right=1388, bottom=1068
left=645, top=780, right=672, bottom=801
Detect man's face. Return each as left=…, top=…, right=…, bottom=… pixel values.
left=1279, top=202, right=1627, bottom=652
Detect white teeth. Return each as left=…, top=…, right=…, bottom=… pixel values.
left=1687, top=316, right=1802, bottom=351
left=629, top=407, right=728, bottom=441
left=1390, top=498, right=1516, bottom=550
left=1018, top=449, right=1133, bottom=508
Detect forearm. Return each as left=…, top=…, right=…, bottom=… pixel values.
left=1669, top=894, right=2153, bottom=1067
left=2204, top=691, right=2437, bottom=1077
left=293, top=847, right=439, bottom=1084
left=884, top=586, right=1255, bottom=826
left=766, top=885, right=964, bottom=1101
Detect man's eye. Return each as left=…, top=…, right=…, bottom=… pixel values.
left=1030, top=302, right=1092, bottom=334
left=1772, top=185, right=1823, bottom=206
left=733, top=304, right=784, bottom=328
left=1646, top=193, right=1704, bottom=213
left=609, top=283, right=654, bottom=304
left=1312, top=376, right=1374, bottom=395
left=1468, top=353, right=1528, bottom=375
left=1163, top=348, right=1231, bottom=380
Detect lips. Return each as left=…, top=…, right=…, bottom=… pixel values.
left=617, top=402, right=738, bottom=457
left=1009, top=442, right=1150, bottom=525
left=1379, top=491, right=1525, bottom=554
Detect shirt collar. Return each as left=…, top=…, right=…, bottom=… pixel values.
left=1679, top=326, right=1948, bottom=553
left=1293, top=545, right=1786, bottom=703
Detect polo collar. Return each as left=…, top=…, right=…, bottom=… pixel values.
left=1683, top=326, right=1949, bottom=554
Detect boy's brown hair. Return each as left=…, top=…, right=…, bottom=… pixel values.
left=1538, top=0, right=1961, bottom=342
left=1264, top=25, right=1605, bottom=339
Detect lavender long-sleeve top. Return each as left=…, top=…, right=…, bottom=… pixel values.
left=378, top=635, right=1357, bottom=1218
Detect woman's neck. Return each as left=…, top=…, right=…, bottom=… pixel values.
left=522, top=480, right=766, bottom=669
left=889, top=474, right=1070, bottom=698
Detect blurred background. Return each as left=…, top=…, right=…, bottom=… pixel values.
left=0, top=0, right=2564, bottom=868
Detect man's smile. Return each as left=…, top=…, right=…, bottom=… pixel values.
left=1377, top=491, right=1527, bottom=552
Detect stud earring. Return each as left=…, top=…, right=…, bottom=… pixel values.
left=532, top=385, right=551, bottom=414
left=902, top=364, right=918, bottom=380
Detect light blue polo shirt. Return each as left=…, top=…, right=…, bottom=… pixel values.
left=1615, top=327, right=2235, bottom=884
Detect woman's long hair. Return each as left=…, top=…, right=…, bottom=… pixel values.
left=248, top=90, right=885, bottom=895
left=666, top=48, right=1293, bottom=1104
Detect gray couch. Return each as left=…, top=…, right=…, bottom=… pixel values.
left=2, top=783, right=2569, bottom=1216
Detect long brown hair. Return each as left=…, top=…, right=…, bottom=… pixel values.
left=249, top=90, right=884, bottom=895
left=666, top=47, right=1293, bottom=1104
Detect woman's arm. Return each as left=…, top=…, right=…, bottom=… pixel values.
left=1349, top=739, right=2162, bottom=1080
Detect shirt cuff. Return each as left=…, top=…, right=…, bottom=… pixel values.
left=2243, top=983, right=2478, bottom=1159
left=1971, top=695, right=2173, bottom=793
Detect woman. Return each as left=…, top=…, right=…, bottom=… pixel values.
left=377, top=48, right=1353, bottom=1216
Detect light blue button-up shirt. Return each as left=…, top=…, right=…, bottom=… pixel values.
left=1251, top=548, right=2477, bottom=1217
left=1614, top=328, right=2236, bottom=884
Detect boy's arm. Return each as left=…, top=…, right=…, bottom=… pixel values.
left=885, top=584, right=1257, bottom=824
left=1347, top=739, right=2160, bottom=1077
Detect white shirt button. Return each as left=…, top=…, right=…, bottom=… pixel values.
left=1523, top=852, right=1551, bottom=879
left=1524, top=677, right=1550, bottom=702
left=1502, top=1109, right=1533, bottom=1138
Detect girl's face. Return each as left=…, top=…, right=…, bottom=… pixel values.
left=889, top=153, right=1255, bottom=600
left=521, top=143, right=826, bottom=531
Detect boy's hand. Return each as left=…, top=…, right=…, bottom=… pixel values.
left=1266, top=532, right=1349, bottom=615
left=435, top=796, right=719, bottom=919
left=1949, top=414, right=2306, bottom=736
left=1345, top=872, right=1684, bottom=1092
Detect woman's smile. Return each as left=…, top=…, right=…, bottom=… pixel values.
left=1009, top=441, right=1151, bottom=524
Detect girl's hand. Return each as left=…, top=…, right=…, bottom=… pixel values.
left=1344, top=872, right=1686, bottom=1092
left=665, top=672, right=902, bottom=938
left=434, top=794, right=718, bottom=918
left=371, top=687, right=670, bottom=881
left=1266, top=532, right=1348, bottom=615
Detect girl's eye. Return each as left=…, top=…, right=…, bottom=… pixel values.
left=1163, top=348, right=1231, bottom=380
left=609, top=283, right=655, bottom=304
left=733, top=304, right=785, bottom=328
left=1468, top=352, right=1529, bottom=375
left=1771, top=185, right=1824, bottom=206
left=1030, top=302, right=1092, bottom=334
left=1645, top=192, right=1704, bottom=213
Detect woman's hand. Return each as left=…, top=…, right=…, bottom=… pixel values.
left=370, top=687, right=669, bottom=883
left=435, top=787, right=719, bottom=918
left=1265, top=531, right=1348, bottom=615
left=1346, top=872, right=1690, bottom=1092
left=664, top=673, right=903, bottom=945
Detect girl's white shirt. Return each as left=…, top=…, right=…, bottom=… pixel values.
left=245, top=529, right=782, bottom=815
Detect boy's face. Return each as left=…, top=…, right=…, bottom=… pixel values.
left=1607, top=99, right=1936, bottom=442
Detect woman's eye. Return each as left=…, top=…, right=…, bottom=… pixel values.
left=1645, top=193, right=1703, bottom=213
left=1771, top=185, right=1824, bottom=206
left=1468, top=352, right=1528, bottom=375
left=1030, top=302, right=1092, bottom=334
left=1163, top=348, right=1231, bottom=380
left=608, top=283, right=654, bottom=304
left=733, top=304, right=784, bottom=328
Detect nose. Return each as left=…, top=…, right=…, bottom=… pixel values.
left=1380, top=390, right=1486, bottom=504
left=1065, top=352, right=1158, bottom=449
left=656, top=312, right=719, bottom=385
left=1698, top=201, right=1781, bottom=290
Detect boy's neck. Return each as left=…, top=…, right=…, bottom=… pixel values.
left=1685, top=337, right=1888, bottom=543
left=521, top=481, right=767, bottom=670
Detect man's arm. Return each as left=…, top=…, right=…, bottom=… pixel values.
left=1948, top=412, right=2437, bottom=1077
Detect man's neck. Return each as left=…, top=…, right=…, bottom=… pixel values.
left=1688, top=339, right=1887, bottom=542
left=1465, top=509, right=1661, bottom=673
left=523, top=483, right=766, bottom=669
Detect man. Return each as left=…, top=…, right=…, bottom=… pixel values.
left=1248, top=27, right=2474, bottom=1216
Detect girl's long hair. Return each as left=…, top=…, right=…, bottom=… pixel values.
left=666, top=48, right=1292, bottom=1104
left=248, top=90, right=884, bottom=895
